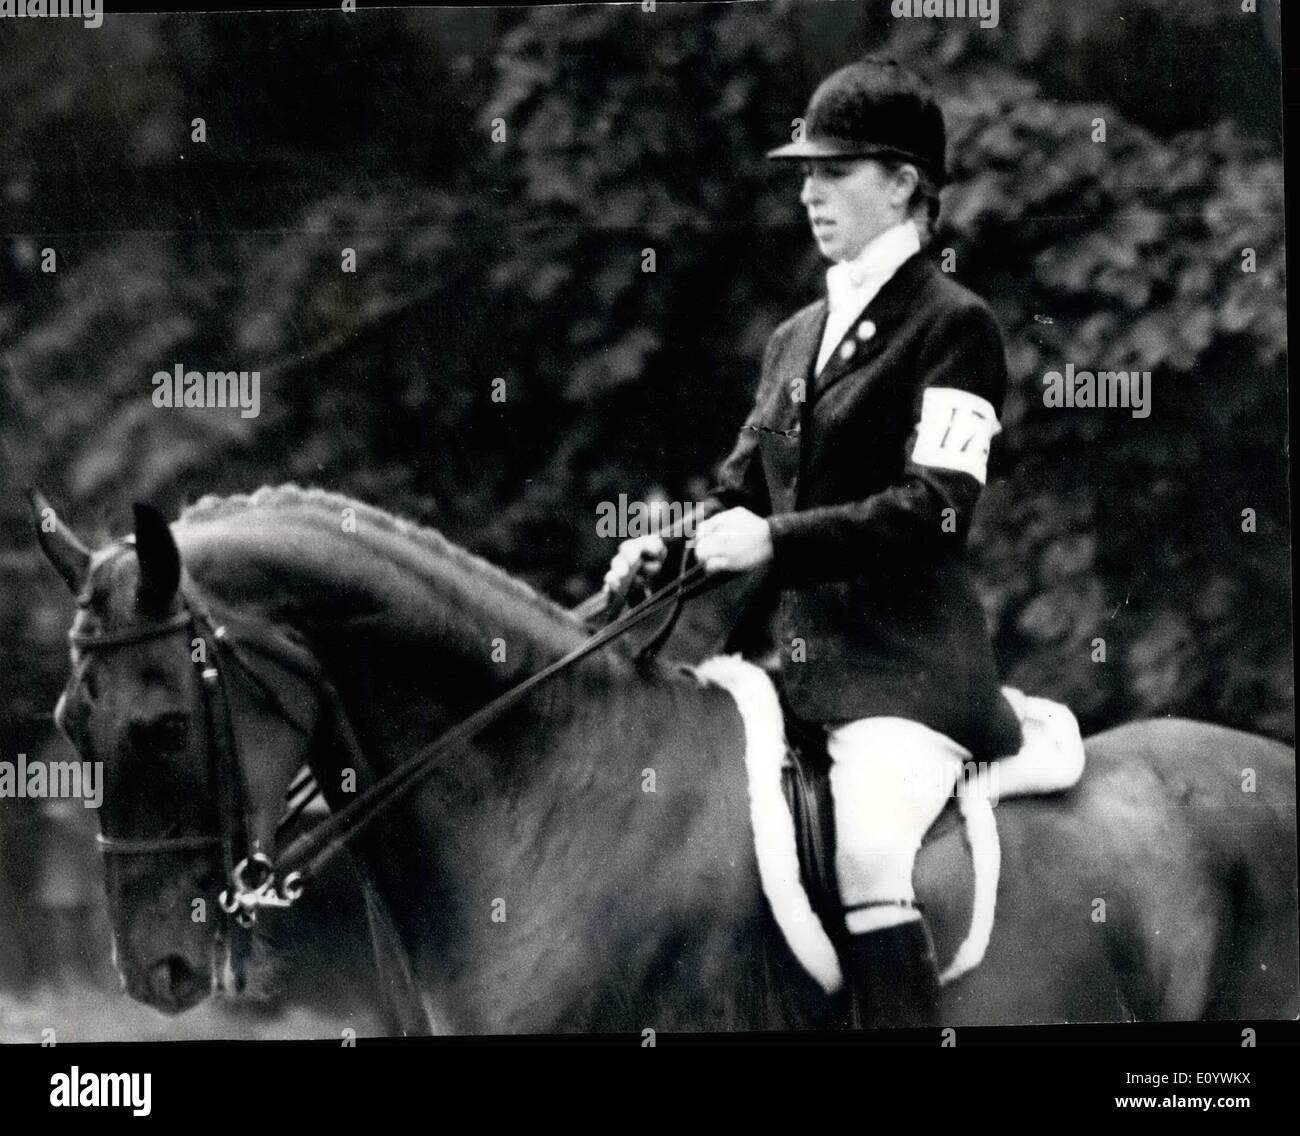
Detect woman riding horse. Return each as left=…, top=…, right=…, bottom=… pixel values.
left=29, top=69, right=1296, bottom=1038
left=607, top=57, right=1022, bottom=1028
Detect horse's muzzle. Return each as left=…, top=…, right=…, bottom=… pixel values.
left=140, top=955, right=211, bottom=1014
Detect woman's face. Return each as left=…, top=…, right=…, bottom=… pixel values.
left=800, top=158, right=907, bottom=263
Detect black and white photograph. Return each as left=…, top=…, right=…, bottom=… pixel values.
left=0, top=0, right=1294, bottom=1106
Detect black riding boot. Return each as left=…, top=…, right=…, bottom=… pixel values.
left=842, top=917, right=941, bottom=1030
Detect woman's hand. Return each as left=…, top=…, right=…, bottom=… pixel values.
left=604, top=534, right=668, bottom=594
left=694, top=508, right=773, bottom=574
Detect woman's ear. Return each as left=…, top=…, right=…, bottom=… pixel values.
left=891, top=162, right=921, bottom=210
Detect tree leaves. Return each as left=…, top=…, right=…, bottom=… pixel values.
left=0, top=4, right=1289, bottom=753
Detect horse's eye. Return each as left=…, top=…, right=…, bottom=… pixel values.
left=130, top=713, right=190, bottom=754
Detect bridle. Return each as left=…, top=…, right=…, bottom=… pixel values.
left=73, top=532, right=720, bottom=930
left=74, top=563, right=326, bottom=929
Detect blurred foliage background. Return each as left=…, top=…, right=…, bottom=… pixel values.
left=0, top=1, right=1290, bottom=1003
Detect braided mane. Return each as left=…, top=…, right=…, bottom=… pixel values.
left=177, top=483, right=577, bottom=628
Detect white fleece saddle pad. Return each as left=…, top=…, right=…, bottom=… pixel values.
left=690, top=656, right=1086, bottom=995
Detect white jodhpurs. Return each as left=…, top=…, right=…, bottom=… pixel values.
left=826, top=716, right=969, bottom=936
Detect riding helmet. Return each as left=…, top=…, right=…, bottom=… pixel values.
left=767, top=57, right=947, bottom=189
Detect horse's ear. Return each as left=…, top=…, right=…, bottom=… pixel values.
left=28, top=488, right=91, bottom=595
left=133, top=502, right=181, bottom=610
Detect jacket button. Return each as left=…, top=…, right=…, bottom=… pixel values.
left=838, top=340, right=856, bottom=362
left=857, top=320, right=877, bottom=341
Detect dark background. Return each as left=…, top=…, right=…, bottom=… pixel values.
left=0, top=0, right=1290, bottom=1028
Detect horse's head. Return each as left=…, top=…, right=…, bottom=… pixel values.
left=30, top=492, right=322, bottom=1015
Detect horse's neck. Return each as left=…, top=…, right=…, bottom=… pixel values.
left=181, top=499, right=778, bottom=1031
left=323, top=620, right=768, bottom=1031
left=298, top=563, right=784, bottom=1031
left=303, top=587, right=765, bottom=1029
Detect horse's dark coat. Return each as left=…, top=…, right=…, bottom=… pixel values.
left=37, top=487, right=1300, bottom=1030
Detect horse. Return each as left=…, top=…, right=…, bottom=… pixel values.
left=30, top=485, right=1299, bottom=1032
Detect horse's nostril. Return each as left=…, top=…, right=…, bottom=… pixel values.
left=129, top=713, right=188, bottom=754
left=147, top=955, right=205, bottom=1010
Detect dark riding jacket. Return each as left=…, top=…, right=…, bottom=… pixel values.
left=702, top=251, right=1021, bottom=757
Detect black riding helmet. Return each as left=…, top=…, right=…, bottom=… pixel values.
left=767, top=57, right=947, bottom=190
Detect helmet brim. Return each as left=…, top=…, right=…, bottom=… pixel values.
left=765, top=137, right=892, bottom=160
left=765, top=139, right=936, bottom=177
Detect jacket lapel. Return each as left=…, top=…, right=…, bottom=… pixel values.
left=771, top=301, right=827, bottom=430
left=810, top=254, right=933, bottom=404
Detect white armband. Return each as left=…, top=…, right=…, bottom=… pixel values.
left=909, top=387, right=1001, bottom=485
